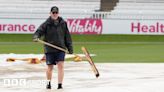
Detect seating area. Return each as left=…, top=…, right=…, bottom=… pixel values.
left=108, top=0, right=164, bottom=19
left=0, top=0, right=100, bottom=19
left=0, top=0, right=164, bottom=20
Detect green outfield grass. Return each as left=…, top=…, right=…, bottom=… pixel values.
left=1, top=34, right=164, bottom=42
left=0, top=34, right=164, bottom=63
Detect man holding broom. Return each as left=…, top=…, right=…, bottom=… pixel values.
left=33, top=6, right=73, bottom=89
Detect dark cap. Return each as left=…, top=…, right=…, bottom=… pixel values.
left=50, top=6, right=59, bottom=12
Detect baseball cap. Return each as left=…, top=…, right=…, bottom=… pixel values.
left=50, top=6, right=59, bottom=13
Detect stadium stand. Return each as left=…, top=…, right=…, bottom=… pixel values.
left=0, top=0, right=100, bottom=19
left=0, top=0, right=163, bottom=19
left=108, top=0, right=164, bottom=19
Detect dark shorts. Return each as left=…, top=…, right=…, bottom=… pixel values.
left=45, top=52, right=65, bottom=65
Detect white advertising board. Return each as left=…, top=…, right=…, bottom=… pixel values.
left=102, top=19, right=164, bottom=35
left=0, top=18, right=44, bottom=34
left=0, top=18, right=163, bottom=35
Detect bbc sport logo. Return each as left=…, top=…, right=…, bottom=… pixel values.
left=0, top=78, right=47, bottom=87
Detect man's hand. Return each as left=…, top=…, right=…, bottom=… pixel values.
left=33, top=35, right=39, bottom=42
left=68, top=49, right=73, bottom=54
left=33, top=38, right=39, bottom=42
